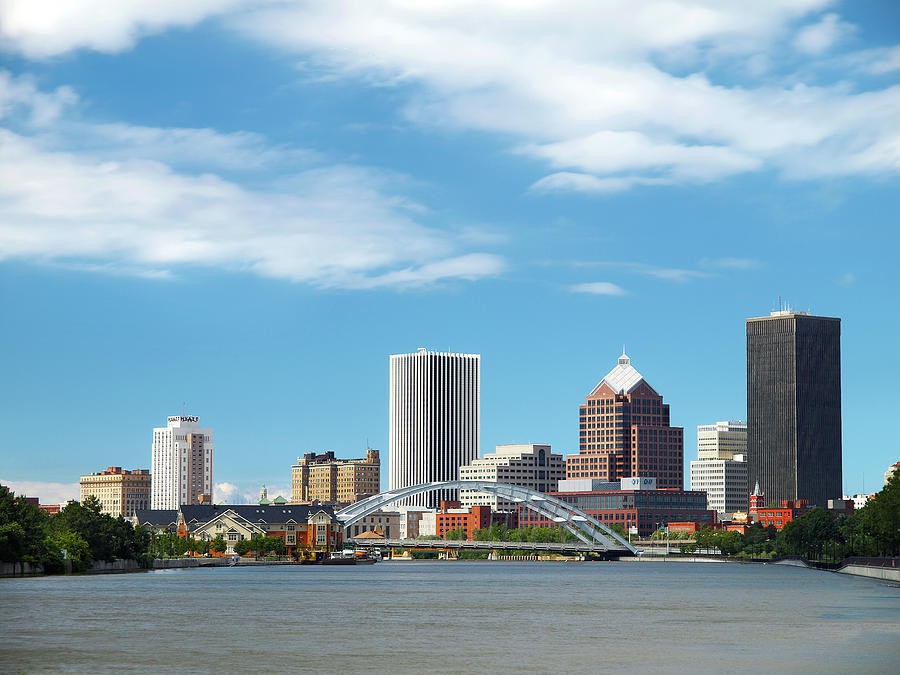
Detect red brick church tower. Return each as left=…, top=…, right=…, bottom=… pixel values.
left=748, top=480, right=765, bottom=516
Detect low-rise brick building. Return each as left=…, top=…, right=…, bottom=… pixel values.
left=420, top=501, right=517, bottom=539
left=518, top=478, right=715, bottom=537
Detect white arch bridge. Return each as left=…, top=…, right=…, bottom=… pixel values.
left=336, top=481, right=637, bottom=555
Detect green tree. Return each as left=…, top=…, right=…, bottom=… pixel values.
left=211, top=535, right=226, bottom=553
left=0, top=486, right=51, bottom=570
left=44, top=531, right=91, bottom=573
left=0, top=522, right=26, bottom=565
left=776, top=508, right=842, bottom=560
left=445, top=527, right=467, bottom=540
left=715, top=530, right=744, bottom=556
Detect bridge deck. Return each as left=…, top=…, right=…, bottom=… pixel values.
left=348, top=538, right=633, bottom=554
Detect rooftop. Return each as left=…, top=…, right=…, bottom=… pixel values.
left=589, top=349, right=656, bottom=396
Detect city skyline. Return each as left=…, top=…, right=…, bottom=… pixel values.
left=2, top=2, right=898, bottom=504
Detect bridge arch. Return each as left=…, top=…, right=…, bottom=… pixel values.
left=336, top=481, right=637, bottom=553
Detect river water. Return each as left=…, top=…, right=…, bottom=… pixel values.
left=2, top=561, right=898, bottom=673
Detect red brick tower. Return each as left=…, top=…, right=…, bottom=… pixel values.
left=748, top=480, right=765, bottom=517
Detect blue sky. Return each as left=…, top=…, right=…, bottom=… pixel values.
left=1, top=1, right=898, bottom=504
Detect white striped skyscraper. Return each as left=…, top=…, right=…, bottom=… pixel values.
left=389, top=349, right=480, bottom=508
left=151, top=415, right=214, bottom=510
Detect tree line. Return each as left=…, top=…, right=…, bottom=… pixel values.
left=0, top=487, right=149, bottom=573
left=680, top=472, right=900, bottom=560
left=444, top=523, right=579, bottom=543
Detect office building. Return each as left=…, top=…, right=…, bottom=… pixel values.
left=291, top=449, right=380, bottom=505
left=80, top=467, right=151, bottom=517
left=151, top=415, right=214, bottom=510
left=458, top=444, right=565, bottom=512
left=697, top=421, right=747, bottom=460
left=690, top=421, right=749, bottom=518
left=689, top=455, right=749, bottom=518
left=747, top=310, right=841, bottom=506
left=389, top=349, right=480, bottom=508
left=567, top=350, right=684, bottom=489
left=519, top=477, right=714, bottom=537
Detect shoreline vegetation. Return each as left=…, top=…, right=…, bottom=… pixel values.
left=3, top=472, right=898, bottom=578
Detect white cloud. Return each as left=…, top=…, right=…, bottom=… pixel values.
left=0, top=0, right=248, bottom=58
left=837, top=271, right=855, bottom=286
left=531, top=172, right=669, bottom=194
left=1, top=479, right=79, bottom=505
left=525, top=131, right=761, bottom=182
left=225, top=1, right=900, bottom=191
left=0, top=70, right=77, bottom=126
left=63, top=123, right=321, bottom=172
left=793, top=13, right=854, bottom=55
left=569, top=281, right=627, bottom=296
left=0, top=73, right=503, bottom=288
left=698, top=257, right=761, bottom=270
left=577, top=261, right=709, bottom=283
left=215, top=481, right=292, bottom=504
left=863, top=46, right=900, bottom=75
left=214, top=482, right=241, bottom=503
left=3, top=2, right=899, bottom=198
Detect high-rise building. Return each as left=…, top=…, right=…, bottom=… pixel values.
left=689, top=456, right=749, bottom=518
left=459, top=444, right=565, bottom=511
left=290, top=449, right=380, bottom=505
left=567, top=350, right=684, bottom=489
left=690, top=421, right=749, bottom=518
left=389, top=349, right=480, bottom=508
left=80, top=467, right=151, bottom=517
left=697, top=420, right=748, bottom=460
left=151, top=415, right=214, bottom=510
left=747, top=310, right=841, bottom=507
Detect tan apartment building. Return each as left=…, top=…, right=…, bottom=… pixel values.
left=291, top=449, right=380, bottom=505
left=80, top=467, right=151, bottom=517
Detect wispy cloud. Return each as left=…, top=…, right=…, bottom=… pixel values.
left=698, top=257, right=761, bottom=270
left=837, top=271, right=855, bottom=286
left=574, top=261, right=709, bottom=283
left=569, top=281, right=627, bottom=296
left=793, top=13, right=855, bottom=56
left=1, top=479, right=79, bottom=505
left=226, top=2, right=900, bottom=193
left=3, top=3, right=898, bottom=198
left=0, top=72, right=504, bottom=289
left=0, top=0, right=248, bottom=59
left=215, top=480, right=291, bottom=504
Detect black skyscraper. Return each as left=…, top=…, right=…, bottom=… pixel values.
left=747, top=311, right=841, bottom=507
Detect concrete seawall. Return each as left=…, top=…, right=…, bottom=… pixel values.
left=838, top=564, right=900, bottom=583
left=153, top=558, right=201, bottom=569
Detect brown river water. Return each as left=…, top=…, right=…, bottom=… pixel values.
left=1, top=560, right=898, bottom=673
